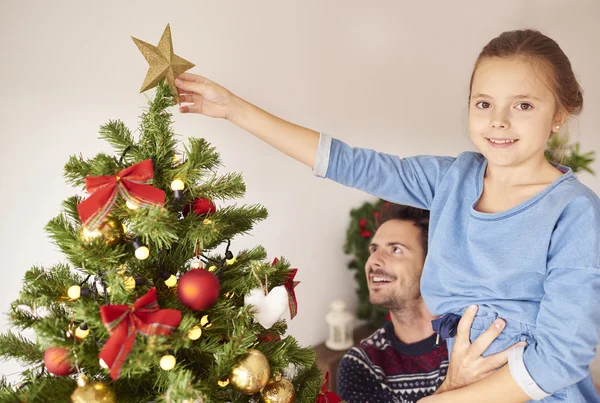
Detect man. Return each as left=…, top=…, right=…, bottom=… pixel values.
left=338, top=203, right=514, bottom=402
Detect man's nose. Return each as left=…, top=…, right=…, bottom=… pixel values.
left=368, top=253, right=384, bottom=270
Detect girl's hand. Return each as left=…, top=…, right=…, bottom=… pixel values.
left=175, top=73, right=236, bottom=119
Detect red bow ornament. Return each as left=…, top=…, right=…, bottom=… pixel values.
left=99, top=287, right=181, bottom=380
left=77, top=159, right=165, bottom=230
left=272, top=258, right=300, bottom=319
left=316, top=371, right=343, bottom=403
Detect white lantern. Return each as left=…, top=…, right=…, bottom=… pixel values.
left=325, top=299, right=354, bottom=351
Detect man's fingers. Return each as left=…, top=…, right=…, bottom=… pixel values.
left=467, top=318, right=505, bottom=360
left=479, top=341, right=526, bottom=373
left=456, top=305, right=478, bottom=344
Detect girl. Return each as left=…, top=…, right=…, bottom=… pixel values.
left=175, top=30, right=600, bottom=402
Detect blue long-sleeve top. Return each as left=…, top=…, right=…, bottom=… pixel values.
left=313, top=133, right=600, bottom=399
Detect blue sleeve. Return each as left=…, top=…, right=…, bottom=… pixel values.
left=312, top=133, right=455, bottom=210
left=337, top=348, right=400, bottom=403
left=516, top=193, right=600, bottom=394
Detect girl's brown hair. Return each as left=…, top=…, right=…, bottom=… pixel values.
left=469, top=29, right=583, bottom=118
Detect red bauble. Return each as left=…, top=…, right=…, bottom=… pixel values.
left=177, top=269, right=220, bottom=311
left=258, top=332, right=281, bottom=343
left=44, top=346, right=75, bottom=376
left=183, top=198, right=217, bottom=217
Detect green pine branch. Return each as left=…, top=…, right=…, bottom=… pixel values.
left=63, top=153, right=119, bottom=189
left=0, top=332, right=43, bottom=366
left=99, top=119, right=136, bottom=157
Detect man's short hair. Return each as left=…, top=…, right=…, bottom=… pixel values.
left=375, top=203, right=430, bottom=254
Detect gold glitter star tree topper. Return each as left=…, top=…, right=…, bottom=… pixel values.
left=132, top=24, right=194, bottom=101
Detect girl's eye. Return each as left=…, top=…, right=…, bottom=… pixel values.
left=516, top=103, right=533, bottom=111
left=475, top=101, right=491, bottom=109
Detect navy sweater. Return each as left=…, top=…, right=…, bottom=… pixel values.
left=337, top=321, right=448, bottom=402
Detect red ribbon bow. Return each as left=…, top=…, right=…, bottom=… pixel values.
left=316, top=371, right=343, bottom=403
left=99, top=287, right=181, bottom=380
left=77, top=159, right=165, bottom=230
left=272, top=258, right=300, bottom=319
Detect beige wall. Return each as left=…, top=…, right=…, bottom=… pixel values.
left=1, top=0, right=599, bottom=383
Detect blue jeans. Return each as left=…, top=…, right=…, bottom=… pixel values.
left=445, top=308, right=600, bottom=402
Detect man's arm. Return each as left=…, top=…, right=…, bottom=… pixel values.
left=428, top=365, right=530, bottom=402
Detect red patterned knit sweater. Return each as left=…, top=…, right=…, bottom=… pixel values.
left=337, top=321, right=448, bottom=403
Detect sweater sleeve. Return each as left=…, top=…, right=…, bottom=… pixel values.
left=312, top=133, right=455, bottom=210
left=509, top=192, right=600, bottom=397
left=337, top=348, right=401, bottom=403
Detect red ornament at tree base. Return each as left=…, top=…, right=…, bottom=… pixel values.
left=44, top=346, right=75, bottom=376
left=183, top=198, right=216, bottom=217
left=178, top=269, right=220, bottom=311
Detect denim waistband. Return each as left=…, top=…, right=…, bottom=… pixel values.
left=433, top=305, right=534, bottom=340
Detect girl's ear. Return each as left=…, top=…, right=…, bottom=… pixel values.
left=553, top=105, right=569, bottom=128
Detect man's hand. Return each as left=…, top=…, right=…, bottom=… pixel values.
left=435, top=305, right=527, bottom=394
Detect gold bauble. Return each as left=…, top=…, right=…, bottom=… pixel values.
left=71, top=375, right=116, bottom=403
left=260, top=377, right=295, bottom=403
left=229, top=349, right=270, bottom=395
left=80, top=216, right=124, bottom=246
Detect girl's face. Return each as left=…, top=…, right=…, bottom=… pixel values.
left=468, top=57, right=562, bottom=169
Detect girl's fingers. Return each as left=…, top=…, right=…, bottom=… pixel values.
left=177, top=72, right=207, bottom=83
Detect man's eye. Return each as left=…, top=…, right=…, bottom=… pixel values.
left=516, top=103, right=533, bottom=111
left=392, top=247, right=402, bottom=254
left=476, top=101, right=491, bottom=109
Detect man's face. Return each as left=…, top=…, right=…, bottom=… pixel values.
left=365, top=219, right=426, bottom=310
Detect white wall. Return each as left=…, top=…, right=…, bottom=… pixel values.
left=1, top=0, right=599, bottom=382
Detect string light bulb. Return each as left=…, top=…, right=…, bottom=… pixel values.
left=123, top=276, right=136, bottom=290
left=75, top=323, right=90, bottom=340
left=132, top=238, right=150, bottom=260
left=188, top=326, right=202, bottom=341
left=164, top=275, right=177, bottom=287
left=67, top=285, right=91, bottom=300
left=170, top=178, right=185, bottom=200
left=160, top=354, right=176, bottom=371
left=160, top=271, right=178, bottom=287
left=123, top=276, right=147, bottom=291
left=126, top=200, right=139, bottom=210
left=170, top=179, right=185, bottom=191
left=225, top=251, right=236, bottom=265
left=200, top=315, right=212, bottom=328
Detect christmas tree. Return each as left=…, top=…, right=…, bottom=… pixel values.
left=0, top=25, right=341, bottom=403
